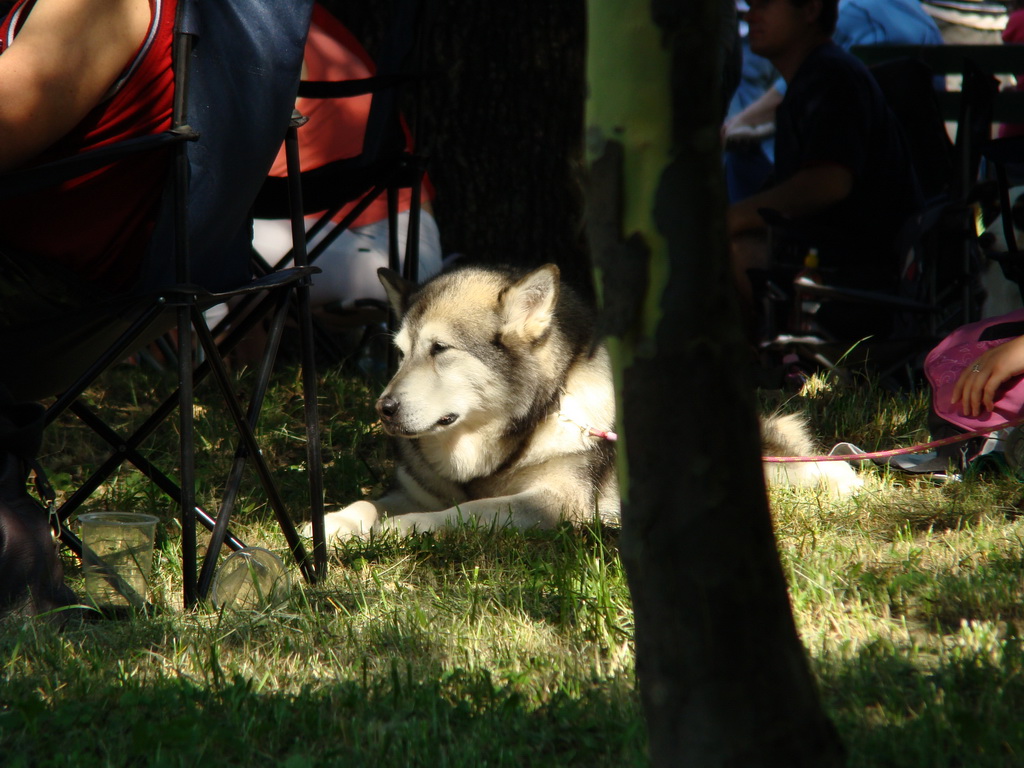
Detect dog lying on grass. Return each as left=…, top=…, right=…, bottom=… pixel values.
left=306, top=264, right=860, bottom=543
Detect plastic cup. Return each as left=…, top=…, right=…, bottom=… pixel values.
left=210, top=547, right=290, bottom=611
left=79, top=512, right=158, bottom=610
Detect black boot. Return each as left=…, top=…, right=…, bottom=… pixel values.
left=0, top=452, right=79, bottom=623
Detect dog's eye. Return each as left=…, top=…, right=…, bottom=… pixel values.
left=430, top=341, right=449, bottom=356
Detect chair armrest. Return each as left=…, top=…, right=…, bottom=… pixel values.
left=297, top=73, right=413, bottom=99
left=796, top=280, right=935, bottom=313
left=0, top=127, right=196, bottom=200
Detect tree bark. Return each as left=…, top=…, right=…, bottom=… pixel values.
left=585, top=1, right=846, bottom=765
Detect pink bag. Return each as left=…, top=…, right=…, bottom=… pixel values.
left=925, top=309, right=1024, bottom=432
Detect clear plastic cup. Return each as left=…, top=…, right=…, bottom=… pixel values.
left=79, top=512, right=158, bottom=610
left=210, top=547, right=291, bottom=611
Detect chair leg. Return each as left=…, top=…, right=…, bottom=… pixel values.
left=55, top=287, right=314, bottom=605
left=52, top=291, right=283, bottom=544
left=296, top=263, right=327, bottom=581
left=405, top=163, right=424, bottom=284
left=178, top=301, right=199, bottom=609
left=189, top=305, right=317, bottom=589
left=282, top=117, right=327, bottom=581
left=387, top=185, right=401, bottom=274
left=196, top=293, right=292, bottom=598
left=386, top=185, right=402, bottom=374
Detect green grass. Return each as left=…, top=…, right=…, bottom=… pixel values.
left=4, top=364, right=1024, bottom=765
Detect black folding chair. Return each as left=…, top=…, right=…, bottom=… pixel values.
left=0, top=0, right=325, bottom=609
left=251, top=0, right=428, bottom=364
left=979, top=135, right=1024, bottom=301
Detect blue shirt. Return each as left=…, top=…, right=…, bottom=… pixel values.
left=833, top=0, right=944, bottom=49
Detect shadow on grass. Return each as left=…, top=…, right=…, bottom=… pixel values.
left=0, top=665, right=645, bottom=768
left=818, top=637, right=1024, bottom=768
left=312, top=521, right=631, bottom=640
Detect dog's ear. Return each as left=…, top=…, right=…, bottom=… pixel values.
left=378, top=268, right=414, bottom=318
left=500, top=264, right=560, bottom=342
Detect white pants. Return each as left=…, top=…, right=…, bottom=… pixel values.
left=252, top=210, right=442, bottom=309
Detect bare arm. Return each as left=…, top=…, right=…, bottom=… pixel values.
left=723, top=84, right=783, bottom=137
left=727, top=163, right=853, bottom=237
left=0, top=0, right=150, bottom=172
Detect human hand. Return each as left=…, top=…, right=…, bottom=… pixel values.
left=951, top=335, right=1024, bottom=417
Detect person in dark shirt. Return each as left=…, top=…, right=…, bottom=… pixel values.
left=772, top=42, right=922, bottom=286
left=728, top=0, right=923, bottom=338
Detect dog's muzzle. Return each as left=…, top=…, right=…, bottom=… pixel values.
left=376, top=395, right=459, bottom=434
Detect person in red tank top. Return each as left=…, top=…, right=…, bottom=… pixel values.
left=0, top=0, right=176, bottom=620
left=0, top=0, right=175, bottom=291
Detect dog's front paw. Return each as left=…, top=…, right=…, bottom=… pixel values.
left=373, top=514, right=410, bottom=537
left=301, top=501, right=380, bottom=543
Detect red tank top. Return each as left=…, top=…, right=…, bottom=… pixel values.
left=0, top=0, right=176, bottom=291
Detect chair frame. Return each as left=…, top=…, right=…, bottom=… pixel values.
left=251, top=0, right=428, bottom=317
left=0, top=0, right=326, bottom=609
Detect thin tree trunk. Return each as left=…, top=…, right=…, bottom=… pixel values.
left=585, top=1, right=846, bottom=765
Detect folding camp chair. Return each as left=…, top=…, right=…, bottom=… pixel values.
left=0, top=0, right=325, bottom=609
left=251, top=0, right=429, bottom=368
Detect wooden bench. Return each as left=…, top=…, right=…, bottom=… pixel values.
left=852, top=44, right=1024, bottom=123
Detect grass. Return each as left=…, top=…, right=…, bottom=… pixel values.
left=3, top=362, right=1024, bottom=765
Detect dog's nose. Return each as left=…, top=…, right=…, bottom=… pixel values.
left=377, top=395, right=400, bottom=420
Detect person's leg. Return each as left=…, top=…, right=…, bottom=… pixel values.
left=0, top=385, right=78, bottom=621
left=0, top=247, right=87, bottom=621
left=303, top=210, right=443, bottom=308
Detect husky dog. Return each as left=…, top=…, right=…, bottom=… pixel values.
left=310, top=263, right=859, bottom=543
left=313, top=263, right=618, bottom=541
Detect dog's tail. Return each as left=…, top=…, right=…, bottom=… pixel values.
left=761, top=412, right=815, bottom=458
left=761, top=412, right=862, bottom=497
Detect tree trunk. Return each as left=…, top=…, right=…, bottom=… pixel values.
left=585, top=1, right=846, bottom=765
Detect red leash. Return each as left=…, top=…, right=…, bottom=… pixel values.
left=763, top=413, right=1024, bottom=463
